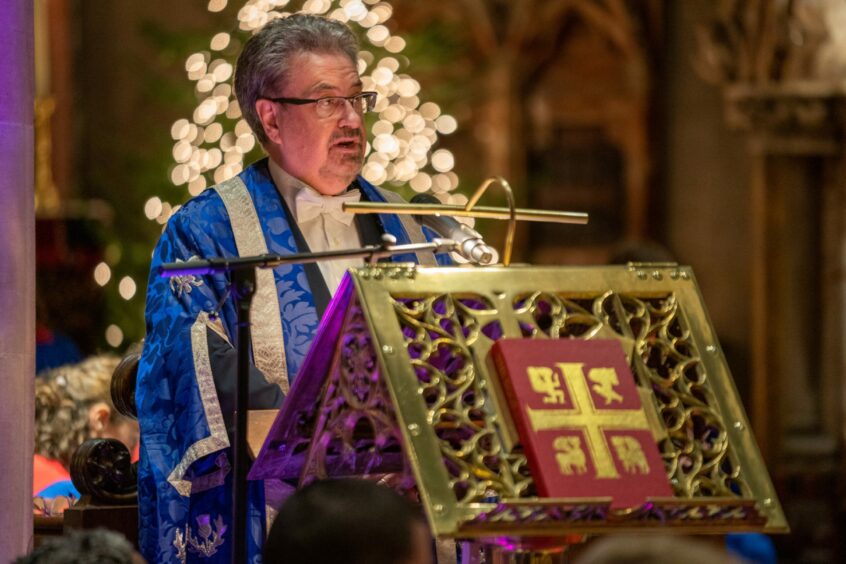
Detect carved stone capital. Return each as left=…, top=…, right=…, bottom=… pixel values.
left=724, top=82, right=846, bottom=154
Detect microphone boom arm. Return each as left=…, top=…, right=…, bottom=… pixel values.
left=342, top=202, right=588, bottom=224
left=344, top=176, right=589, bottom=266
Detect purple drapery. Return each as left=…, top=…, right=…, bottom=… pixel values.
left=0, top=0, right=35, bottom=559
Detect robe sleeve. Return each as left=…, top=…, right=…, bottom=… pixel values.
left=137, top=205, right=282, bottom=498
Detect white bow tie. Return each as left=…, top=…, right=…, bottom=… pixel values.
left=295, top=188, right=361, bottom=226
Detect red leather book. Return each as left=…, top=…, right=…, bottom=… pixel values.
left=490, top=338, right=672, bottom=508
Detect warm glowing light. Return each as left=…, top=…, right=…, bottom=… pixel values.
left=371, top=3, right=392, bottom=21
left=197, top=77, right=215, bottom=93
left=371, top=120, right=393, bottom=136
left=373, top=133, right=399, bottom=154
left=431, top=149, right=455, bottom=173
left=171, top=119, right=190, bottom=140
left=378, top=57, right=400, bottom=71
left=173, top=141, right=192, bottom=163
left=226, top=100, right=242, bottom=119
left=410, top=172, right=432, bottom=193
left=185, top=53, right=207, bottom=74
left=144, top=197, right=164, bottom=220
left=119, top=276, right=137, bottom=300
left=433, top=174, right=451, bottom=192
left=93, top=262, right=112, bottom=286
left=384, top=36, right=406, bottom=53
left=213, top=83, right=231, bottom=97
left=449, top=192, right=469, bottom=206
left=208, top=148, right=223, bottom=169
left=157, top=202, right=173, bottom=224
left=419, top=102, right=441, bottom=120
left=189, top=176, right=207, bottom=196
left=399, top=95, right=419, bottom=109
left=303, top=0, right=331, bottom=14
left=344, top=0, right=367, bottom=21
left=402, top=113, right=425, bottom=134
left=193, top=100, right=217, bottom=124
left=185, top=124, right=199, bottom=143
left=171, top=164, right=190, bottom=186
left=367, top=25, right=389, bottom=45
left=371, top=66, right=393, bottom=86
left=397, top=78, right=420, bottom=97
left=210, top=32, right=231, bottom=51
left=234, top=119, right=252, bottom=136
left=204, top=123, right=223, bottom=143
left=211, top=61, right=234, bottom=82
left=362, top=161, right=387, bottom=184
left=359, top=11, right=379, bottom=28
left=329, top=8, right=349, bottom=22
left=105, top=325, right=124, bottom=348
left=435, top=114, right=458, bottom=134
left=236, top=133, right=256, bottom=153
left=380, top=104, right=405, bottom=123
left=220, top=132, right=236, bottom=151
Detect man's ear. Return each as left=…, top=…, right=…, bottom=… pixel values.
left=87, top=401, right=112, bottom=438
left=255, top=99, right=284, bottom=145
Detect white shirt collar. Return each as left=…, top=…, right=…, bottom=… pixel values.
left=267, top=158, right=307, bottom=221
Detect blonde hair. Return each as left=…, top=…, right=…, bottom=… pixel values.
left=34, top=355, right=122, bottom=467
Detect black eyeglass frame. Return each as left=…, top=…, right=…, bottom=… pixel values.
left=261, top=91, right=378, bottom=114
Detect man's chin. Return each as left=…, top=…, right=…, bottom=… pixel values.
left=316, top=166, right=363, bottom=195
left=329, top=157, right=363, bottom=177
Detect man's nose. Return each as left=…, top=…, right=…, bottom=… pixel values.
left=338, top=99, right=363, bottom=128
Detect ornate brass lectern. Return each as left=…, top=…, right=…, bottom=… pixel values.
left=250, top=263, right=787, bottom=553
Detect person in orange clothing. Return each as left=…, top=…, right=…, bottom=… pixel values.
left=33, top=355, right=139, bottom=500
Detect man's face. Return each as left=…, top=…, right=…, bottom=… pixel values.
left=271, top=51, right=366, bottom=195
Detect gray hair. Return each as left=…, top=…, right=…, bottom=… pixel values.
left=15, top=528, right=136, bottom=563
left=234, top=14, right=360, bottom=144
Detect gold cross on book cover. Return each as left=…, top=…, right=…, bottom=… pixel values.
left=491, top=338, right=673, bottom=508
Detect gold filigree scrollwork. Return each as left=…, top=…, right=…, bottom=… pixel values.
left=614, top=499, right=765, bottom=527
left=513, top=292, right=604, bottom=339
left=392, top=294, right=532, bottom=503
left=617, top=293, right=747, bottom=499
left=469, top=502, right=608, bottom=527
left=301, top=299, right=413, bottom=490
left=463, top=498, right=763, bottom=529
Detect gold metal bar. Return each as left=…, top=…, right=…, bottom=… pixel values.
left=468, top=176, right=517, bottom=266
left=343, top=202, right=589, bottom=225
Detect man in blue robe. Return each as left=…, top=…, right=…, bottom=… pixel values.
left=136, top=14, right=445, bottom=563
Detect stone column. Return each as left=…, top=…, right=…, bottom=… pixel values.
left=724, top=83, right=846, bottom=464
left=0, top=1, right=35, bottom=560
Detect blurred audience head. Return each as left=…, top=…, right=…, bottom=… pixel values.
left=35, top=355, right=138, bottom=467
left=264, top=478, right=431, bottom=564
left=15, top=528, right=144, bottom=564
left=574, top=534, right=740, bottom=564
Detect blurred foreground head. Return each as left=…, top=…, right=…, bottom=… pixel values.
left=574, top=534, right=741, bottom=564
left=15, top=528, right=144, bottom=564
left=264, top=478, right=431, bottom=564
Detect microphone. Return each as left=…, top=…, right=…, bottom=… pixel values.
left=410, top=193, right=497, bottom=265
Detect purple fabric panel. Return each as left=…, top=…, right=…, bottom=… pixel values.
left=0, top=0, right=35, bottom=560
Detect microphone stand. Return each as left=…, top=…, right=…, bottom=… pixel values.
left=158, top=236, right=455, bottom=563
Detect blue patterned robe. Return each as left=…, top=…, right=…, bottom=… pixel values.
left=137, top=159, right=442, bottom=563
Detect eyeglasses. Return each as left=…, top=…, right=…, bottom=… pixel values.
left=263, top=91, right=378, bottom=119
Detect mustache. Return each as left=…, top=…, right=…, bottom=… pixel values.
left=330, top=127, right=363, bottom=143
